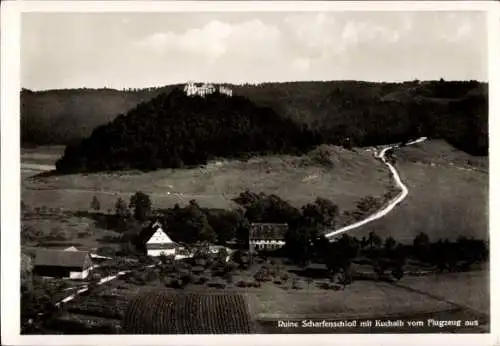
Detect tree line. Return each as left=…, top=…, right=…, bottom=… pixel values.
left=87, top=190, right=488, bottom=276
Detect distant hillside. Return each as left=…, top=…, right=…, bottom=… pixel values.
left=55, top=88, right=320, bottom=173
left=22, top=80, right=488, bottom=155
left=21, top=86, right=176, bottom=146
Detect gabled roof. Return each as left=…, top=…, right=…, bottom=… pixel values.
left=34, top=249, right=91, bottom=269
left=249, top=223, right=288, bottom=241
left=140, top=221, right=175, bottom=244
left=139, top=220, right=166, bottom=243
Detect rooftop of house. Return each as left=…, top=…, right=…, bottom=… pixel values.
left=249, top=222, right=288, bottom=241
left=34, top=249, right=91, bottom=269
left=139, top=220, right=167, bottom=243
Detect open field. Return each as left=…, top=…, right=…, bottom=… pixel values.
left=22, top=211, right=122, bottom=251
left=21, top=145, right=391, bottom=212
left=394, top=269, right=489, bottom=315
left=339, top=140, right=488, bottom=242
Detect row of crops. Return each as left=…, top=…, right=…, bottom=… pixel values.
left=123, top=291, right=254, bottom=334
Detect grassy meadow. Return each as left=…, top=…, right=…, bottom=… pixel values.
left=21, top=145, right=390, bottom=212
left=349, top=140, right=488, bottom=243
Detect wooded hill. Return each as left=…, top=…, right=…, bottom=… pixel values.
left=55, top=88, right=320, bottom=173
left=22, top=80, right=488, bottom=157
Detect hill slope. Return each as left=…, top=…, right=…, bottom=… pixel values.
left=55, top=88, right=320, bottom=173
left=21, top=80, right=488, bottom=156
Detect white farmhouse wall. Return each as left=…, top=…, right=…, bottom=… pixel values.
left=250, top=240, right=285, bottom=250
left=70, top=269, right=89, bottom=279
left=147, top=249, right=176, bottom=257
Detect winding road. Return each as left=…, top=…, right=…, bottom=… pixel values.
left=324, top=136, right=427, bottom=239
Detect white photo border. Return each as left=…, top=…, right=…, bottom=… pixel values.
left=2, top=1, right=499, bottom=345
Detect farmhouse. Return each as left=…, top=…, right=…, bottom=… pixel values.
left=33, top=249, right=93, bottom=279
left=141, top=220, right=179, bottom=257
left=249, top=223, right=288, bottom=251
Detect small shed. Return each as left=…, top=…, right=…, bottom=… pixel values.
left=33, top=249, right=93, bottom=279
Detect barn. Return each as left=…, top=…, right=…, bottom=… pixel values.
left=249, top=223, right=288, bottom=252
left=33, top=249, right=93, bottom=279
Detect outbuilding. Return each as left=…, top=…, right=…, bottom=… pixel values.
left=249, top=222, right=288, bottom=252
left=33, top=249, right=93, bottom=279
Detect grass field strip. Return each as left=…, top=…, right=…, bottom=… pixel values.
left=325, top=137, right=427, bottom=239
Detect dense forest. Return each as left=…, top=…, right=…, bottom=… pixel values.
left=22, top=80, right=488, bottom=171
left=55, top=88, right=321, bottom=173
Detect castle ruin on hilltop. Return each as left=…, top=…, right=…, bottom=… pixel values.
left=183, top=81, right=233, bottom=97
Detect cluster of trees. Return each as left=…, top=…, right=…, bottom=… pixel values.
left=21, top=270, right=70, bottom=333
left=410, top=232, right=488, bottom=272
left=23, top=80, right=487, bottom=158
left=99, top=191, right=242, bottom=253
left=122, top=246, right=238, bottom=289
left=55, top=88, right=321, bottom=173
left=99, top=189, right=488, bottom=279
left=103, top=189, right=342, bottom=255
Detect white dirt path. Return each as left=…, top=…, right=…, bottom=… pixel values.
left=325, top=137, right=427, bottom=239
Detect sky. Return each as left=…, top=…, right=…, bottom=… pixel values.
left=21, top=11, right=488, bottom=90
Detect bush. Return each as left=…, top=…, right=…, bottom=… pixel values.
left=223, top=272, right=233, bottom=284
left=225, top=261, right=239, bottom=272
left=236, top=280, right=248, bottom=288
left=292, top=279, right=302, bottom=290
left=145, top=270, right=158, bottom=282
left=199, top=276, right=209, bottom=284
left=191, top=266, right=205, bottom=274
left=21, top=225, right=43, bottom=243
left=96, top=246, right=116, bottom=257
left=88, top=273, right=102, bottom=289
left=172, top=279, right=185, bottom=289
left=138, top=256, right=152, bottom=264
left=208, top=280, right=226, bottom=289
left=190, top=274, right=202, bottom=284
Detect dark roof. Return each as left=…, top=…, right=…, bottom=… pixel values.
left=34, top=249, right=91, bottom=269
left=123, top=291, right=254, bottom=334
left=249, top=223, right=288, bottom=241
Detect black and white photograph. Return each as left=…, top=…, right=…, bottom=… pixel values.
left=2, top=1, right=498, bottom=344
